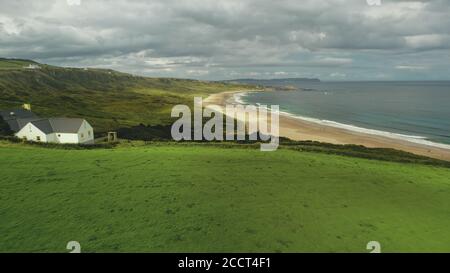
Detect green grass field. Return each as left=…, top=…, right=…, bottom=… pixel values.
left=1, top=142, right=449, bottom=253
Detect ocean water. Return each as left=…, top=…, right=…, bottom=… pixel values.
left=240, top=81, right=450, bottom=147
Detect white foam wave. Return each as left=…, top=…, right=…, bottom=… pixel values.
left=286, top=112, right=450, bottom=150
left=231, top=91, right=450, bottom=150
left=232, top=92, right=253, bottom=105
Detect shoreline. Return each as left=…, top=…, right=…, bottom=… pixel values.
left=204, top=90, right=450, bottom=161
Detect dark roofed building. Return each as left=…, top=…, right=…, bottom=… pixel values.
left=0, top=109, right=38, bottom=121
left=0, top=109, right=40, bottom=133
left=5, top=118, right=42, bottom=133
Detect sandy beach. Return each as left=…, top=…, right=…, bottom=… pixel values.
left=204, top=90, right=450, bottom=161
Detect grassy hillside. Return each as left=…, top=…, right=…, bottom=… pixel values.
left=1, top=142, right=449, bottom=252
left=0, top=58, right=40, bottom=70
left=0, top=59, right=255, bottom=132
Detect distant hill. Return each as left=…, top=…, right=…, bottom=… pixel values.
left=0, top=58, right=254, bottom=133
left=224, top=78, right=320, bottom=87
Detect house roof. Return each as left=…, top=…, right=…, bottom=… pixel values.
left=0, top=109, right=38, bottom=121
left=1, top=108, right=88, bottom=134
left=0, top=109, right=41, bottom=132
left=28, top=118, right=85, bottom=134
left=6, top=117, right=41, bottom=132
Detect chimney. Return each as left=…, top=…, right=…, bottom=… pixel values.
left=22, top=104, right=31, bottom=111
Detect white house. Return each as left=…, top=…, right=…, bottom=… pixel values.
left=23, top=64, right=41, bottom=70
left=16, top=118, right=94, bottom=144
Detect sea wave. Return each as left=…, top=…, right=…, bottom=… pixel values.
left=232, top=92, right=252, bottom=105
left=234, top=91, right=450, bottom=150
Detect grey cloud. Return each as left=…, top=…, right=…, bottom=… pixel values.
left=0, top=0, right=449, bottom=80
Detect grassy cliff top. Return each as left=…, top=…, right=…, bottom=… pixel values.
left=0, top=58, right=42, bottom=70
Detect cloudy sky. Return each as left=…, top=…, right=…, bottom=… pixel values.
left=1, top=0, right=450, bottom=80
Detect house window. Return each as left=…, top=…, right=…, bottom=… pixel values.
left=88, top=131, right=91, bottom=136
left=81, top=133, right=84, bottom=138
left=36, top=136, right=41, bottom=141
